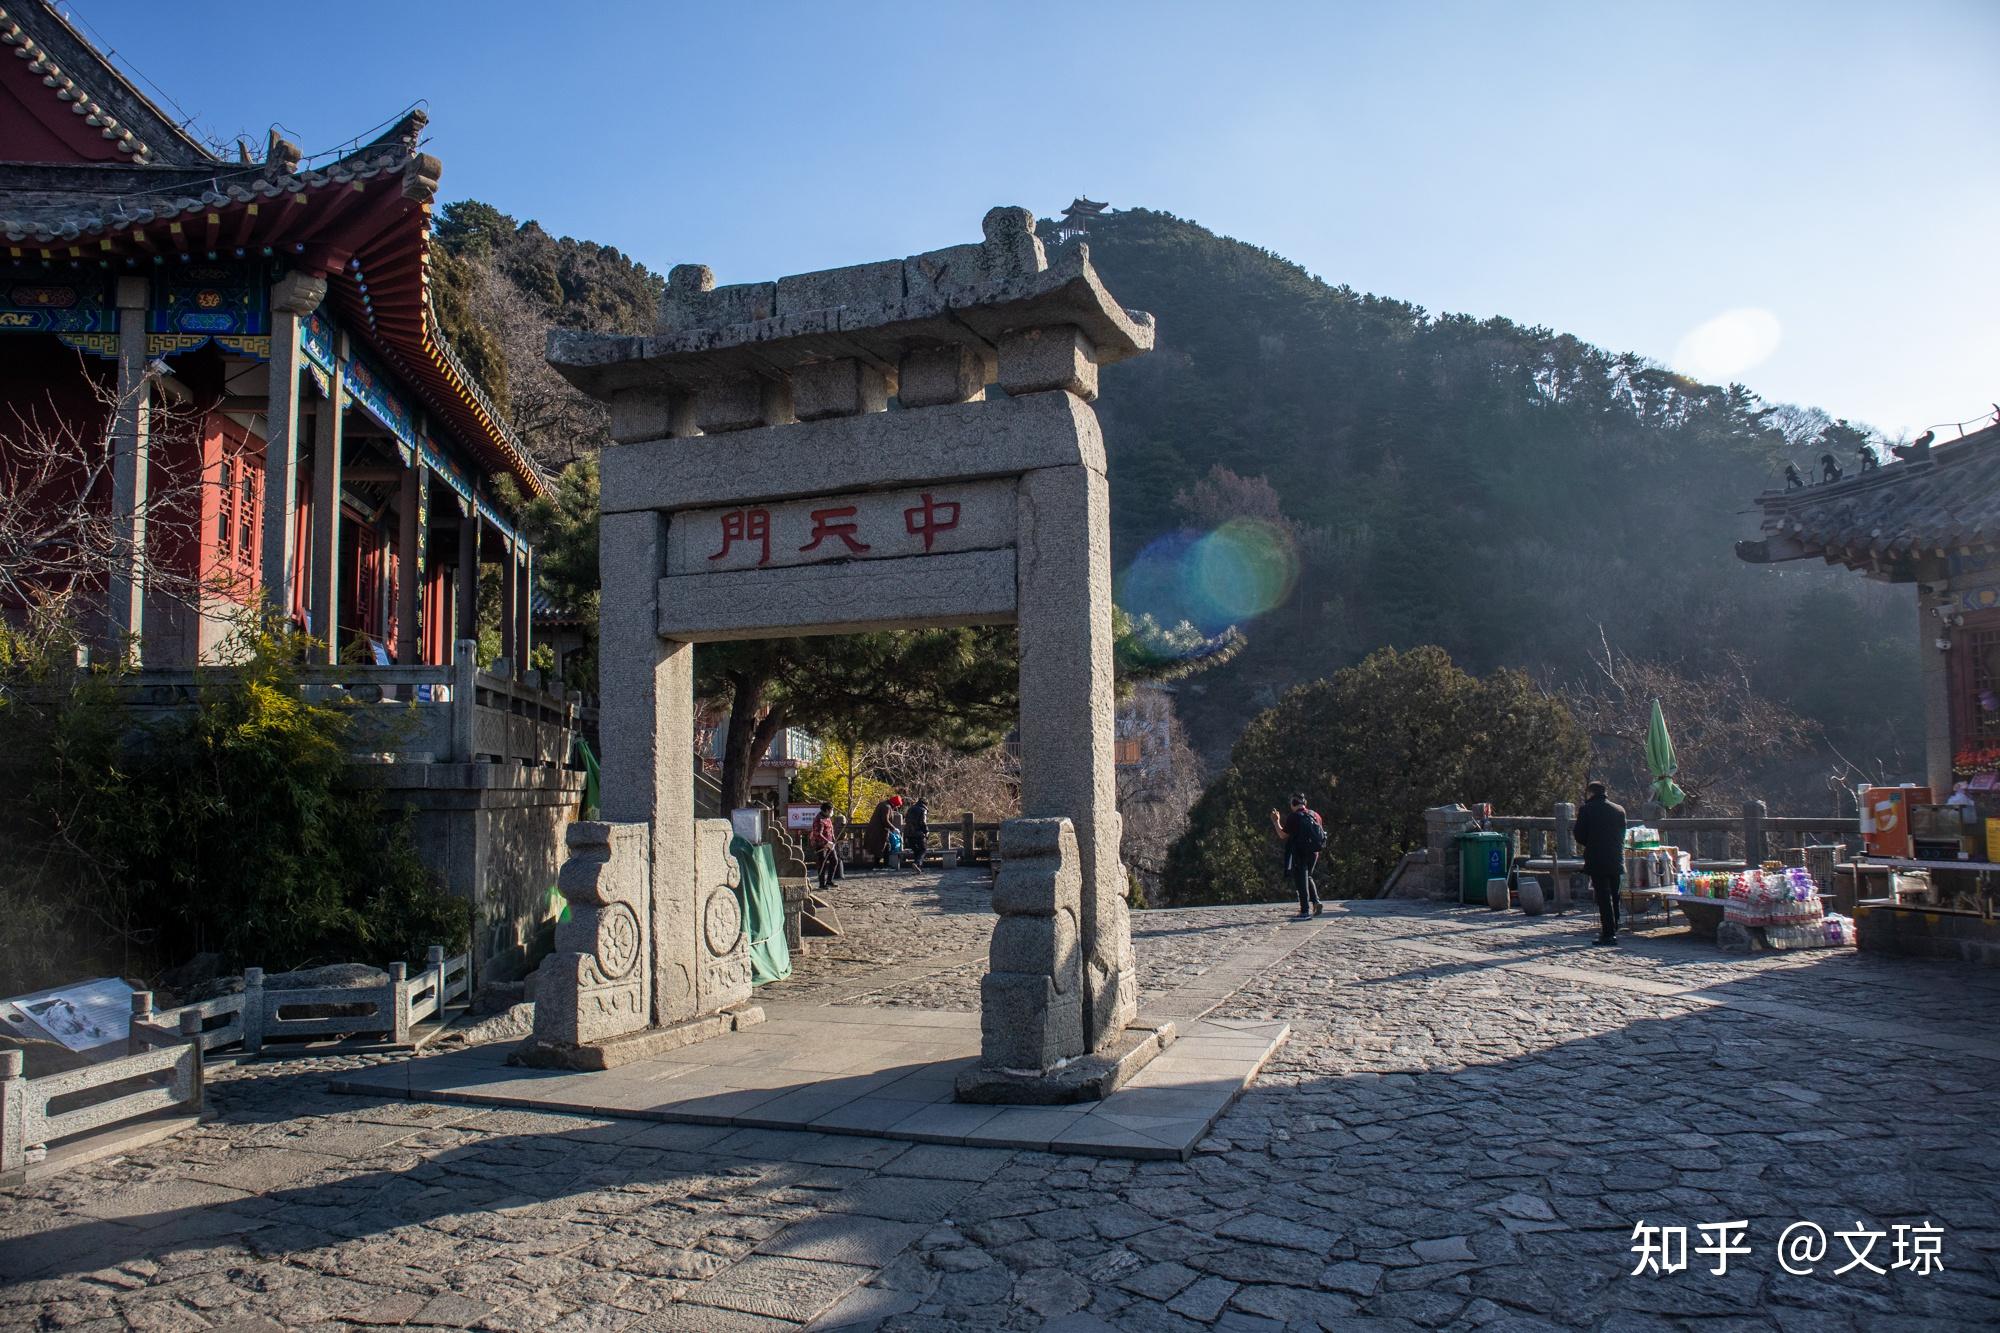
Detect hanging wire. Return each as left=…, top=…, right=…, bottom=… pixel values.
left=56, top=1, right=209, bottom=143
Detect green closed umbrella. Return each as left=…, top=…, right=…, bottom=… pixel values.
left=1646, top=698, right=1686, bottom=811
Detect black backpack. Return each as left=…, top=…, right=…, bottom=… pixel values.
left=1301, top=809, right=1328, bottom=853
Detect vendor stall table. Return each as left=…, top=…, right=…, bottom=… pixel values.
left=1669, top=895, right=1726, bottom=941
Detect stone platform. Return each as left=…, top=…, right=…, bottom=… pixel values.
left=332, top=999, right=1285, bottom=1160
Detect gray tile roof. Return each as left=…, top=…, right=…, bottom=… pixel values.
left=1743, top=426, right=2000, bottom=571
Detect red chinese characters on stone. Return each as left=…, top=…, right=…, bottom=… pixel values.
left=710, top=507, right=772, bottom=565
left=800, top=505, right=871, bottom=556
left=903, top=492, right=961, bottom=552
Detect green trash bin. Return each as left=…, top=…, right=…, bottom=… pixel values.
left=1458, top=831, right=1510, bottom=905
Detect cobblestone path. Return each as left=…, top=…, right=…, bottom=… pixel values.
left=5, top=881, right=1997, bottom=1331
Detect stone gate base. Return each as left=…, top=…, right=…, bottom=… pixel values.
left=953, top=1020, right=1179, bottom=1105
left=334, top=1000, right=1287, bottom=1161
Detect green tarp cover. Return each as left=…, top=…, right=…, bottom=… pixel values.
left=729, top=837, right=792, bottom=985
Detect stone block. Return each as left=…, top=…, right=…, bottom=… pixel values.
left=903, top=206, right=1048, bottom=304
left=608, top=388, right=674, bottom=445
left=790, top=357, right=889, bottom=421
left=531, top=820, right=651, bottom=1049
left=776, top=259, right=906, bottom=316
left=695, top=817, right=753, bottom=1015
left=599, top=391, right=1103, bottom=515
left=955, top=1020, right=1175, bottom=1106
left=991, top=818, right=1081, bottom=917
left=693, top=377, right=793, bottom=433
left=980, top=816, right=1086, bottom=1074
left=657, top=548, right=1018, bottom=642
left=898, top=345, right=990, bottom=408
left=979, top=972, right=1083, bottom=1072
left=999, top=325, right=1098, bottom=401
left=990, top=910, right=1080, bottom=987
left=659, top=264, right=774, bottom=332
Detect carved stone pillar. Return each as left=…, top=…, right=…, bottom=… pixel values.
left=530, top=821, right=651, bottom=1049
left=976, top=818, right=1085, bottom=1072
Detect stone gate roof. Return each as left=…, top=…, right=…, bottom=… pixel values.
left=549, top=206, right=1154, bottom=398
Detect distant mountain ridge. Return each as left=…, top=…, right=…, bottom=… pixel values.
left=436, top=200, right=1917, bottom=797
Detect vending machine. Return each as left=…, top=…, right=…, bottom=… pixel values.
left=1859, top=785, right=1931, bottom=859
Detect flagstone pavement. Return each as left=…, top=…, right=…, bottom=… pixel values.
left=5, top=867, right=1999, bottom=1331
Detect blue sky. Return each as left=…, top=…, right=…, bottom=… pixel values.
left=66, top=0, right=1998, bottom=438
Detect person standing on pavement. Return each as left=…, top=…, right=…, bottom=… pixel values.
left=1572, top=781, right=1628, bottom=945
left=810, top=802, right=840, bottom=892
left=906, top=795, right=930, bottom=870
left=1267, top=792, right=1326, bottom=919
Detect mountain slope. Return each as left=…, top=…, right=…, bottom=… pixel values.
left=1074, top=208, right=1915, bottom=790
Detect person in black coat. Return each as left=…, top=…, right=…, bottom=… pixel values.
left=906, top=796, right=930, bottom=869
left=1572, top=781, right=1628, bottom=945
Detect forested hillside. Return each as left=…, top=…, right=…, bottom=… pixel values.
left=1075, top=209, right=1917, bottom=805
left=434, top=201, right=1919, bottom=811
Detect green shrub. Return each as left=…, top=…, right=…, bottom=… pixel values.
left=0, top=620, right=466, bottom=991
left=1163, top=646, right=1587, bottom=905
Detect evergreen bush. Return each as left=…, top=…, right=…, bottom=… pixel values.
left=0, top=620, right=466, bottom=992
left=1162, top=646, right=1587, bottom=905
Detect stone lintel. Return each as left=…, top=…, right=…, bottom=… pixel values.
left=547, top=246, right=1153, bottom=400
left=657, top=548, right=1017, bottom=642
left=599, top=391, right=1103, bottom=515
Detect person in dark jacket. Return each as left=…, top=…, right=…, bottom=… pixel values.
left=906, top=796, right=930, bottom=869
left=1267, top=792, right=1325, bottom=919
left=1572, top=781, right=1628, bottom=945
left=809, top=803, right=840, bottom=891
left=863, top=797, right=894, bottom=868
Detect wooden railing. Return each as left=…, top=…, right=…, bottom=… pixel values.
left=91, top=640, right=574, bottom=767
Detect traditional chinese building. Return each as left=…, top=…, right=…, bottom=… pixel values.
left=0, top=0, right=544, bottom=670
left=0, top=1, right=577, bottom=972
left=1737, top=422, right=2000, bottom=795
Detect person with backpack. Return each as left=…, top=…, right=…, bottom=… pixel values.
left=1268, top=792, right=1326, bottom=918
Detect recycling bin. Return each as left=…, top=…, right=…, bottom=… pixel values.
left=1458, top=831, right=1510, bottom=906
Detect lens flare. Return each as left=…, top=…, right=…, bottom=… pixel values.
left=1190, top=519, right=1298, bottom=626
left=1673, top=307, right=1781, bottom=382
left=1116, top=519, right=1298, bottom=639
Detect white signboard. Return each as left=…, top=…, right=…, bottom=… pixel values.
left=785, top=804, right=820, bottom=832
left=1, top=976, right=135, bottom=1052
left=667, top=479, right=1016, bottom=576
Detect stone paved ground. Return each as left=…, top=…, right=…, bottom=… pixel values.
left=5, top=877, right=1998, bottom=1332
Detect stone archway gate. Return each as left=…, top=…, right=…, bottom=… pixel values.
left=519, top=208, right=1158, bottom=1101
